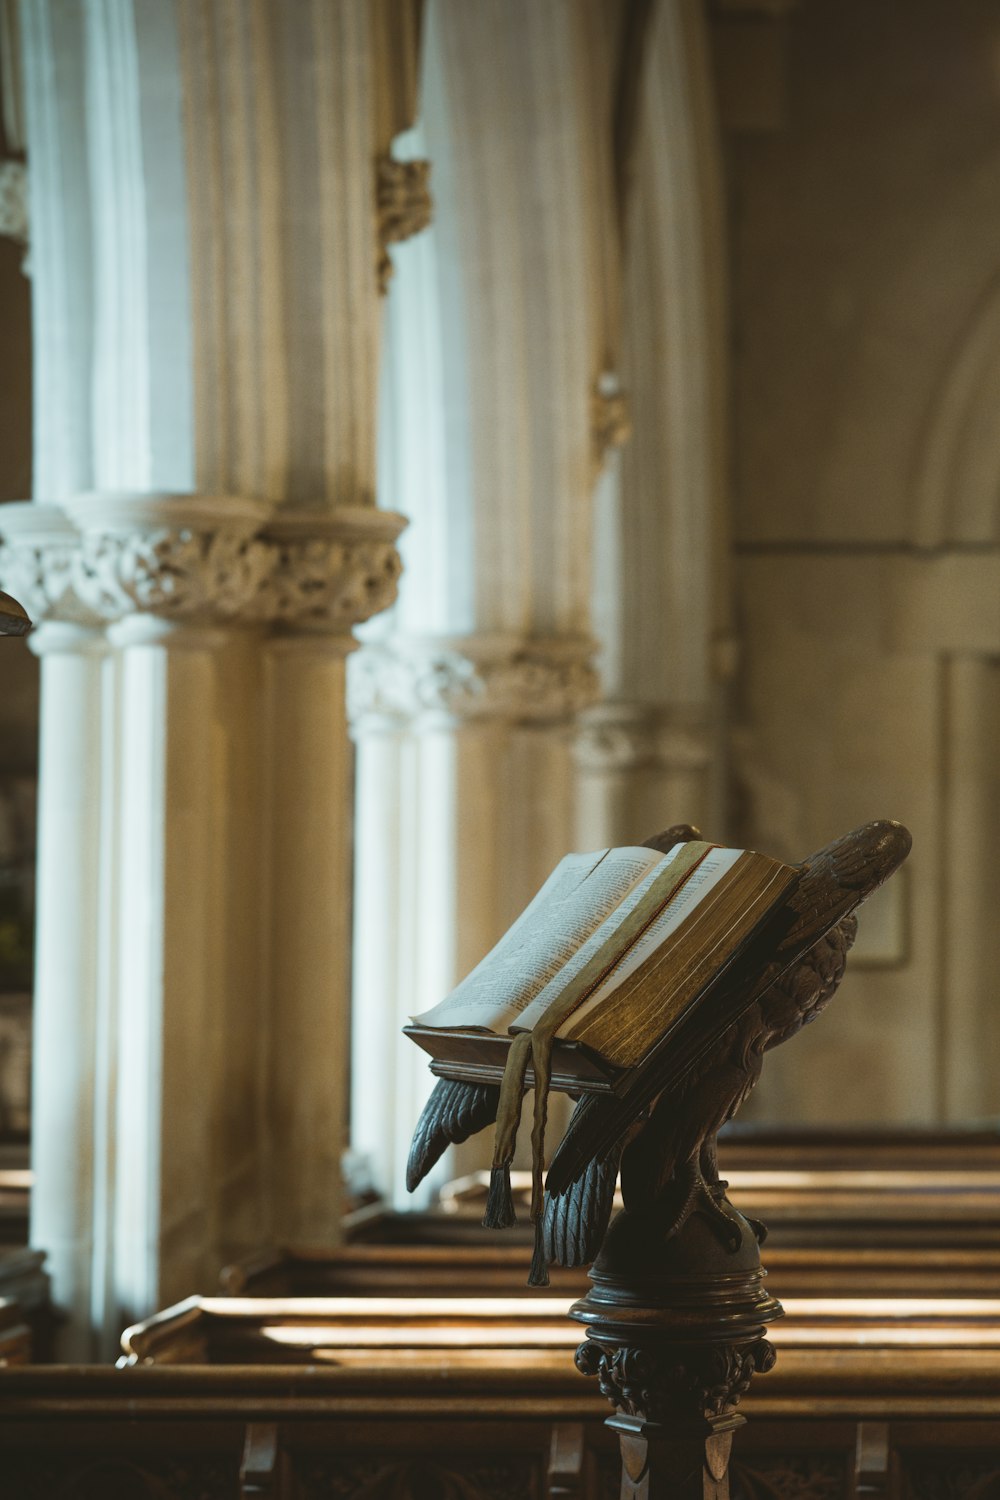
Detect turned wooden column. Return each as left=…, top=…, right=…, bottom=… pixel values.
left=571, top=1201, right=781, bottom=1500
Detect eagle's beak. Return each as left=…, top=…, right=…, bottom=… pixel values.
left=0, top=590, right=31, bottom=637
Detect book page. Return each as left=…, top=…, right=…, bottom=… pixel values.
left=557, top=847, right=743, bottom=1037
left=566, top=856, right=799, bottom=1067
left=410, top=846, right=661, bottom=1034
left=511, top=843, right=692, bottom=1034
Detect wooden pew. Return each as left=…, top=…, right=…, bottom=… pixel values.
left=0, top=1246, right=54, bottom=1359
left=3, top=1294, right=1000, bottom=1497
left=223, top=1139, right=1000, bottom=1304
left=222, top=1237, right=1000, bottom=1301
left=0, top=1295, right=31, bottom=1364
left=0, top=1157, right=30, bottom=1246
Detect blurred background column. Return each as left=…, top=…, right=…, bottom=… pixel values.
left=0, top=0, right=420, bottom=1354
left=576, top=0, right=732, bottom=852
left=350, top=0, right=626, bottom=1207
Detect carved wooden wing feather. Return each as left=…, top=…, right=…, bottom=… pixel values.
left=540, top=1108, right=623, bottom=1267
left=405, top=1077, right=500, bottom=1192
left=545, top=1094, right=624, bottom=1197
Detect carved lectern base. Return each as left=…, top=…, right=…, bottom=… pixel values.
left=571, top=1196, right=781, bottom=1500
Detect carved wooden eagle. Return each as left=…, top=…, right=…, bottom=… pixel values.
left=406, top=820, right=911, bottom=1281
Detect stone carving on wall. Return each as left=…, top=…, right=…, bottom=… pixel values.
left=376, top=154, right=432, bottom=293
left=349, top=635, right=600, bottom=727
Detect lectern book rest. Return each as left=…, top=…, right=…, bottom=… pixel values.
left=405, top=840, right=798, bottom=1094
left=404, top=821, right=912, bottom=1500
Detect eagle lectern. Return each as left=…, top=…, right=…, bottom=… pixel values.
left=407, top=820, right=912, bottom=1500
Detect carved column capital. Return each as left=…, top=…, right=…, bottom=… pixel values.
left=349, top=633, right=600, bottom=728
left=0, top=503, right=91, bottom=626
left=574, top=702, right=654, bottom=772
left=0, top=496, right=407, bottom=637
left=575, top=702, right=713, bottom=774
left=376, top=153, right=432, bottom=293
left=64, top=494, right=272, bottom=626
left=252, top=507, right=407, bottom=633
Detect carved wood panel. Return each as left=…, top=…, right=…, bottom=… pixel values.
left=0, top=1453, right=238, bottom=1500
left=899, top=1454, right=1000, bottom=1500
left=5, top=1415, right=1000, bottom=1500
left=731, top=1455, right=848, bottom=1500
left=592, top=1449, right=850, bottom=1500
left=292, top=1455, right=541, bottom=1500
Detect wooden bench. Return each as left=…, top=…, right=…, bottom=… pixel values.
left=4, top=1293, right=1000, bottom=1497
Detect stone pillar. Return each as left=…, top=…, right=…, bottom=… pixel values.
left=350, top=0, right=620, bottom=1206
left=350, top=640, right=597, bottom=1204
left=259, top=506, right=408, bottom=1244
left=578, top=0, right=732, bottom=851
left=0, top=506, right=104, bottom=1354
left=5, top=0, right=418, bottom=1353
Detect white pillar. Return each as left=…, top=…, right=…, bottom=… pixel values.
left=351, top=641, right=593, bottom=1205
left=61, top=493, right=274, bottom=1335
left=579, top=0, right=732, bottom=849
left=8, top=0, right=419, bottom=1351
left=0, top=505, right=104, bottom=1359
left=109, top=614, right=234, bottom=1316
left=263, top=635, right=354, bottom=1244
left=27, top=621, right=108, bottom=1359
left=350, top=0, right=624, bottom=1204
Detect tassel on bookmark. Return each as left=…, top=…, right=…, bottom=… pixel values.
left=484, top=1032, right=533, bottom=1230
left=523, top=1028, right=554, bottom=1285
left=528, top=1214, right=550, bottom=1288
left=483, top=1162, right=517, bottom=1229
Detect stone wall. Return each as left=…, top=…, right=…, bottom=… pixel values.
left=726, top=0, right=1000, bottom=1123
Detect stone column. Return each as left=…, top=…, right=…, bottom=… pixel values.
left=260, top=509, right=403, bottom=1245
left=577, top=0, right=733, bottom=851
left=6, top=0, right=417, bottom=1353
left=350, top=640, right=597, bottom=1204
left=0, top=506, right=106, bottom=1352
left=350, top=0, right=620, bottom=1206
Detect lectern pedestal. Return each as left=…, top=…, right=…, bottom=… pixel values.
left=571, top=1197, right=781, bottom=1500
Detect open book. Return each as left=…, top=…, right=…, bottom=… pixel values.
left=405, top=840, right=799, bottom=1094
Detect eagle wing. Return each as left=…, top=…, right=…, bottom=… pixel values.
left=540, top=1103, right=623, bottom=1267
left=406, top=1077, right=500, bottom=1193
